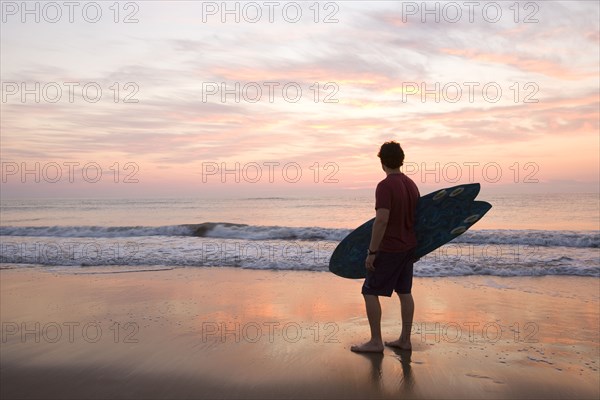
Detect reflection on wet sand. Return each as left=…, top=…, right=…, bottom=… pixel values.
left=390, top=347, right=415, bottom=393
left=2, top=268, right=598, bottom=399
left=357, top=348, right=414, bottom=396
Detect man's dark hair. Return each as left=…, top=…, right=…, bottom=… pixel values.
left=378, top=141, right=405, bottom=169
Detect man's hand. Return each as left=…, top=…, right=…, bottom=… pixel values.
left=365, top=253, right=377, bottom=271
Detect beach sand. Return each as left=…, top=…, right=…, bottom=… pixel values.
left=1, top=266, right=598, bottom=399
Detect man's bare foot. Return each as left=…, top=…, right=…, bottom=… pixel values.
left=350, top=340, right=384, bottom=353
left=385, top=339, right=412, bottom=350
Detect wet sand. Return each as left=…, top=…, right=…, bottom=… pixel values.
left=1, top=266, right=598, bottom=399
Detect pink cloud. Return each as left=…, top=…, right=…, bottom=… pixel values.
left=440, top=48, right=595, bottom=80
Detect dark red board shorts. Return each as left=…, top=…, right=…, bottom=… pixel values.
left=361, top=248, right=416, bottom=296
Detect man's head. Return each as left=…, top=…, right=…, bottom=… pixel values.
left=378, top=141, right=405, bottom=170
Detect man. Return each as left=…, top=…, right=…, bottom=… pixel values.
left=351, top=141, right=420, bottom=353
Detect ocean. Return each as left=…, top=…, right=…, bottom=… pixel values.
left=1, top=193, right=598, bottom=277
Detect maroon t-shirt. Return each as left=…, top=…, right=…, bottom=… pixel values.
left=375, top=173, right=420, bottom=252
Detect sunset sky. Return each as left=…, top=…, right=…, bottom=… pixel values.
left=1, top=0, right=598, bottom=198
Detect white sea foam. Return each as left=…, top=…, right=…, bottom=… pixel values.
left=1, top=235, right=598, bottom=277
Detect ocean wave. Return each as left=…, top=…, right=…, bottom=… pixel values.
left=1, top=224, right=598, bottom=248
left=0, top=224, right=195, bottom=238
left=453, top=229, right=599, bottom=248
left=0, top=223, right=351, bottom=242
left=1, top=235, right=598, bottom=277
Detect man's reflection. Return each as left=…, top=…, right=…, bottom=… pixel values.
left=357, top=348, right=415, bottom=394
left=391, top=347, right=415, bottom=392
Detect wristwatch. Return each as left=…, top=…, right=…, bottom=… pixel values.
left=367, top=249, right=378, bottom=255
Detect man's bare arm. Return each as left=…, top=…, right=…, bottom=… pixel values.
left=368, top=208, right=390, bottom=252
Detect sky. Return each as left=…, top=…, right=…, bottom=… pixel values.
left=1, top=0, right=599, bottom=198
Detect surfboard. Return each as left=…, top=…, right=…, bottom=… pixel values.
left=329, top=183, right=492, bottom=279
